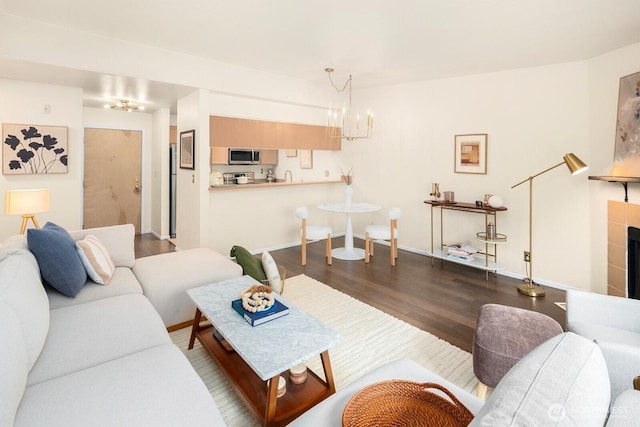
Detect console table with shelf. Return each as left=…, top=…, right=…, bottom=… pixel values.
left=424, top=200, right=508, bottom=280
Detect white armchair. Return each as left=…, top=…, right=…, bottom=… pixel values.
left=566, top=289, right=640, bottom=403
left=566, top=289, right=640, bottom=346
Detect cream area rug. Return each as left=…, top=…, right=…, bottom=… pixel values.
left=170, top=274, right=478, bottom=427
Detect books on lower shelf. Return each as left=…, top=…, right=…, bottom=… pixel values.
left=212, top=328, right=234, bottom=352
left=231, top=298, right=289, bottom=326
left=446, top=243, right=478, bottom=261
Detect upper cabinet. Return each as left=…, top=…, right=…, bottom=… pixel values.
left=209, top=116, right=341, bottom=151
left=169, top=126, right=177, bottom=144
left=210, top=116, right=257, bottom=148
left=275, top=122, right=341, bottom=150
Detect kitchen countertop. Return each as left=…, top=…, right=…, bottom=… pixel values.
left=209, top=179, right=342, bottom=190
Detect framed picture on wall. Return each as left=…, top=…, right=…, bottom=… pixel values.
left=612, top=71, right=640, bottom=176
left=300, top=150, right=313, bottom=169
left=454, top=133, right=487, bottom=174
left=2, top=123, right=69, bottom=174
left=180, top=129, right=195, bottom=170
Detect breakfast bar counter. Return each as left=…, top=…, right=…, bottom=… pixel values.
left=210, top=179, right=342, bottom=191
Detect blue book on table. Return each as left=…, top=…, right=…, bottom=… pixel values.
left=231, top=299, right=289, bottom=326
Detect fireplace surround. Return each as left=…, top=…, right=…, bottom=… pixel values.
left=607, top=201, right=640, bottom=297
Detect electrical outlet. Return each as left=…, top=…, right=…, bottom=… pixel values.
left=523, top=251, right=531, bottom=262
left=325, top=170, right=329, bottom=177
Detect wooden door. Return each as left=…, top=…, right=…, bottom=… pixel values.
left=83, top=128, right=142, bottom=233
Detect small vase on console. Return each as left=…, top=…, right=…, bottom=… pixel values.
left=344, top=185, right=353, bottom=208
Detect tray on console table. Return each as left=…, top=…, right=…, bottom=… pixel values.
left=424, top=200, right=507, bottom=212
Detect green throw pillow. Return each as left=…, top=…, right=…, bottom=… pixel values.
left=230, top=245, right=267, bottom=282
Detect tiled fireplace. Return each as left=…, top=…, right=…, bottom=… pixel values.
left=607, top=201, right=640, bottom=296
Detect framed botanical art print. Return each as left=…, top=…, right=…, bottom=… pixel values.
left=3, top=123, right=68, bottom=174
left=454, top=133, right=487, bottom=174
left=180, top=129, right=195, bottom=170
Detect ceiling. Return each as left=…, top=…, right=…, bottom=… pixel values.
left=2, top=0, right=640, bottom=113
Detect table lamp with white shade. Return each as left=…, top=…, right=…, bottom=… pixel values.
left=5, top=189, right=51, bottom=234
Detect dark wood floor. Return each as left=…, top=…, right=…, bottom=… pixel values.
left=134, top=234, right=566, bottom=353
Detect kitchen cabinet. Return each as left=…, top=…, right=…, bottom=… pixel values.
left=209, top=115, right=340, bottom=150
left=260, top=149, right=278, bottom=165
left=276, top=122, right=341, bottom=150
left=210, top=147, right=228, bottom=165
left=169, top=126, right=177, bottom=144
left=210, top=116, right=257, bottom=148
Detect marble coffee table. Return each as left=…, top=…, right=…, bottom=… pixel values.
left=187, top=275, right=341, bottom=427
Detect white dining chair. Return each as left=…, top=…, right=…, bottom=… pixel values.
left=365, top=207, right=402, bottom=266
left=294, top=206, right=332, bottom=266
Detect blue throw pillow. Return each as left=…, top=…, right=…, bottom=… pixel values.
left=27, top=222, right=87, bottom=297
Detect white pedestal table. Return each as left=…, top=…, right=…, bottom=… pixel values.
left=317, top=202, right=381, bottom=260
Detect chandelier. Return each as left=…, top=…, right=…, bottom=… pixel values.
left=103, top=99, right=145, bottom=112
left=325, top=68, right=373, bottom=141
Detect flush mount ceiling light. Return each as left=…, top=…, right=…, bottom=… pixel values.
left=325, top=68, right=373, bottom=141
left=103, top=99, right=145, bottom=112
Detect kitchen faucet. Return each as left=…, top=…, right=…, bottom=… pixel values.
left=284, top=170, right=292, bottom=183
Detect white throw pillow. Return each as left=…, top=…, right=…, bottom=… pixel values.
left=470, top=332, right=610, bottom=427
left=261, top=251, right=282, bottom=293
left=75, top=235, right=116, bottom=285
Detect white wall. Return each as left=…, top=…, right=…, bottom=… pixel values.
left=587, top=41, right=640, bottom=293
left=0, top=79, right=83, bottom=239
left=176, top=89, right=211, bottom=250
left=82, top=107, right=154, bottom=233
left=342, top=62, right=592, bottom=290
left=152, top=108, right=171, bottom=238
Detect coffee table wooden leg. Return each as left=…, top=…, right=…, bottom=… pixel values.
left=188, top=308, right=202, bottom=350
left=320, top=351, right=336, bottom=394
left=264, top=374, right=280, bottom=426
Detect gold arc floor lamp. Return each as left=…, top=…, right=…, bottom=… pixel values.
left=5, top=189, right=51, bottom=234
left=511, top=153, right=588, bottom=297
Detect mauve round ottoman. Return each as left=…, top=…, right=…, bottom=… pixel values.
left=472, top=304, right=563, bottom=398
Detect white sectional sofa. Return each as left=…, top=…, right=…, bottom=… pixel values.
left=0, top=223, right=242, bottom=426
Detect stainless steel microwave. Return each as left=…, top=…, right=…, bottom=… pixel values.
left=228, top=148, right=260, bottom=165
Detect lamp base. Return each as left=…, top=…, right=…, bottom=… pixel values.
left=517, top=283, right=546, bottom=297
left=19, top=215, right=40, bottom=234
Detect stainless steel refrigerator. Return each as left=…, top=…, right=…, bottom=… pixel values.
left=169, top=144, right=177, bottom=238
